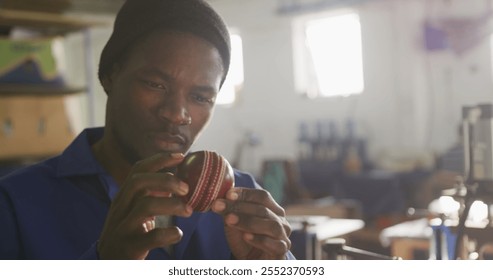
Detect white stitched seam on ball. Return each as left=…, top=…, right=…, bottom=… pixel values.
left=188, top=152, right=209, bottom=207
left=209, top=155, right=225, bottom=207
left=201, top=151, right=218, bottom=211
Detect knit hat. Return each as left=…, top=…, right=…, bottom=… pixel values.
left=98, top=0, right=231, bottom=87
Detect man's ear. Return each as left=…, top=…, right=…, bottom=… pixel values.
left=101, top=75, right=112, bottom=95
left=101, top=64, right=122, bottom=95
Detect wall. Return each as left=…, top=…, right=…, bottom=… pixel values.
left=192, top=0, right=493, bottom=176
left=69, top=0, right=493, bottom=177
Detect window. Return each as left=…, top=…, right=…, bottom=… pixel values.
left=217, top=33, right=244, bottom=105
left=293, top=11, right=364, bottom=98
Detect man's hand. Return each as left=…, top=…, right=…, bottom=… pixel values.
left=97, top=153, right=193, bottom=259
left=211, top=187, right=292, bottom=259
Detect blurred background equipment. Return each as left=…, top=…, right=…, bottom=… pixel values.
left=445, top=103, right=493, bottom=260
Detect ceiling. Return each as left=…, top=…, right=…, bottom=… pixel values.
left=67, top=0, right=125, bottom=14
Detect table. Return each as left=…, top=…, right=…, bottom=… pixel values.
left=287, top=215, right=365, bottom=259
left=379, top=218, right=432, bottom=259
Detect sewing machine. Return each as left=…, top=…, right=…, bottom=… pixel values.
left=432, top=103, right=493, bottom=260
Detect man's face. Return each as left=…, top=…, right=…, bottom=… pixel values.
left=103, top=30, right=224, bottom=163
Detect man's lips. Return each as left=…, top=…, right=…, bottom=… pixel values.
left=153, top=132, right=186, bottom=150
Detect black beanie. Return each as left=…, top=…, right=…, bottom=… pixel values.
left=98, top=0, right=231, bottom=87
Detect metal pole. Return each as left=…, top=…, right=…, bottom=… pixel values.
left=83, top=28, right=96, bottom=127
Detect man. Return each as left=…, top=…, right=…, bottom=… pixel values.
left=0, top=0, right=293, bottom=260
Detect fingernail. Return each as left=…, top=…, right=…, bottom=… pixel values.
left=178, top=182, right=189, bottom=195
left=244, top=233, right=254, bottom=241
left=170, top=153, right=184, bottom=159
left=226, top=214, right=239, bottom=225
left=185, top=205, right=193, bottom=215
left=228, top=191, right=239, bottom=201
left=213, top=200, right=226, bottom=212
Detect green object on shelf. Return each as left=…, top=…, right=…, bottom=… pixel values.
left=0, top=37, right=64, bottom=83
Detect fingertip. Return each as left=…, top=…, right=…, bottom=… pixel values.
left=177, top=181, right=189, bottom=196
left=243, top=232, right=254, bottom=241
left=170, top=152, right=185, bottom=159
left=167, top=226, right=184, bottom=244
left=225, top=213, right=239, bottom=225
left=184, top=205, right=193, bottom=216
left=212, top=200, right=226, bottom=212
left=280, top=239, right=289, bottom=251
left=227, top=189, right=239, bottom=201
left=176, top=226, right=184, bottom=238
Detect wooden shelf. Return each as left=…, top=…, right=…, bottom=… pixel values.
left=0, top=9, right=108, bottom=34
left=0, top=84, right=86, bottom=96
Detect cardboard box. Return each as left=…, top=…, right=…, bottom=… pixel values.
left=0, top=95, right=75, bottom=160
left=0, top=37, right=66, bottom=87
left=391, top=238, right=429, bottom=260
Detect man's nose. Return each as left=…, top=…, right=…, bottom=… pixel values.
left=158, top=94, right=192, bottom=126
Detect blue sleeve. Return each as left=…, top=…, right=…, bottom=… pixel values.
left=0, top=188, right=21, bottom=259
left=78, top=242, right=100, bottom=260
left=233, top=169, right=257, bottom=189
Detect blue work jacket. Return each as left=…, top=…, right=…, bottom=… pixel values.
left=0, top=128, right=279, bottom=260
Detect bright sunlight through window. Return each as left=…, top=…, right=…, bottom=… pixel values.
left=294, top=11, right=364, bottom=98
left=217, top=33, right=244, bottom=105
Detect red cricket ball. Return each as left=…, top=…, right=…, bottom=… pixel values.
left=176, top=150, right=235, bottom=212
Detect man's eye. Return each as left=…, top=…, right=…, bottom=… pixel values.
left=192, top=94, right=214, bottom=104
left=144, top=80, right=165, bottom=90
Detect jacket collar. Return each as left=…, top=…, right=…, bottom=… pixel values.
left=56, top=127, right=106, bottom=177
